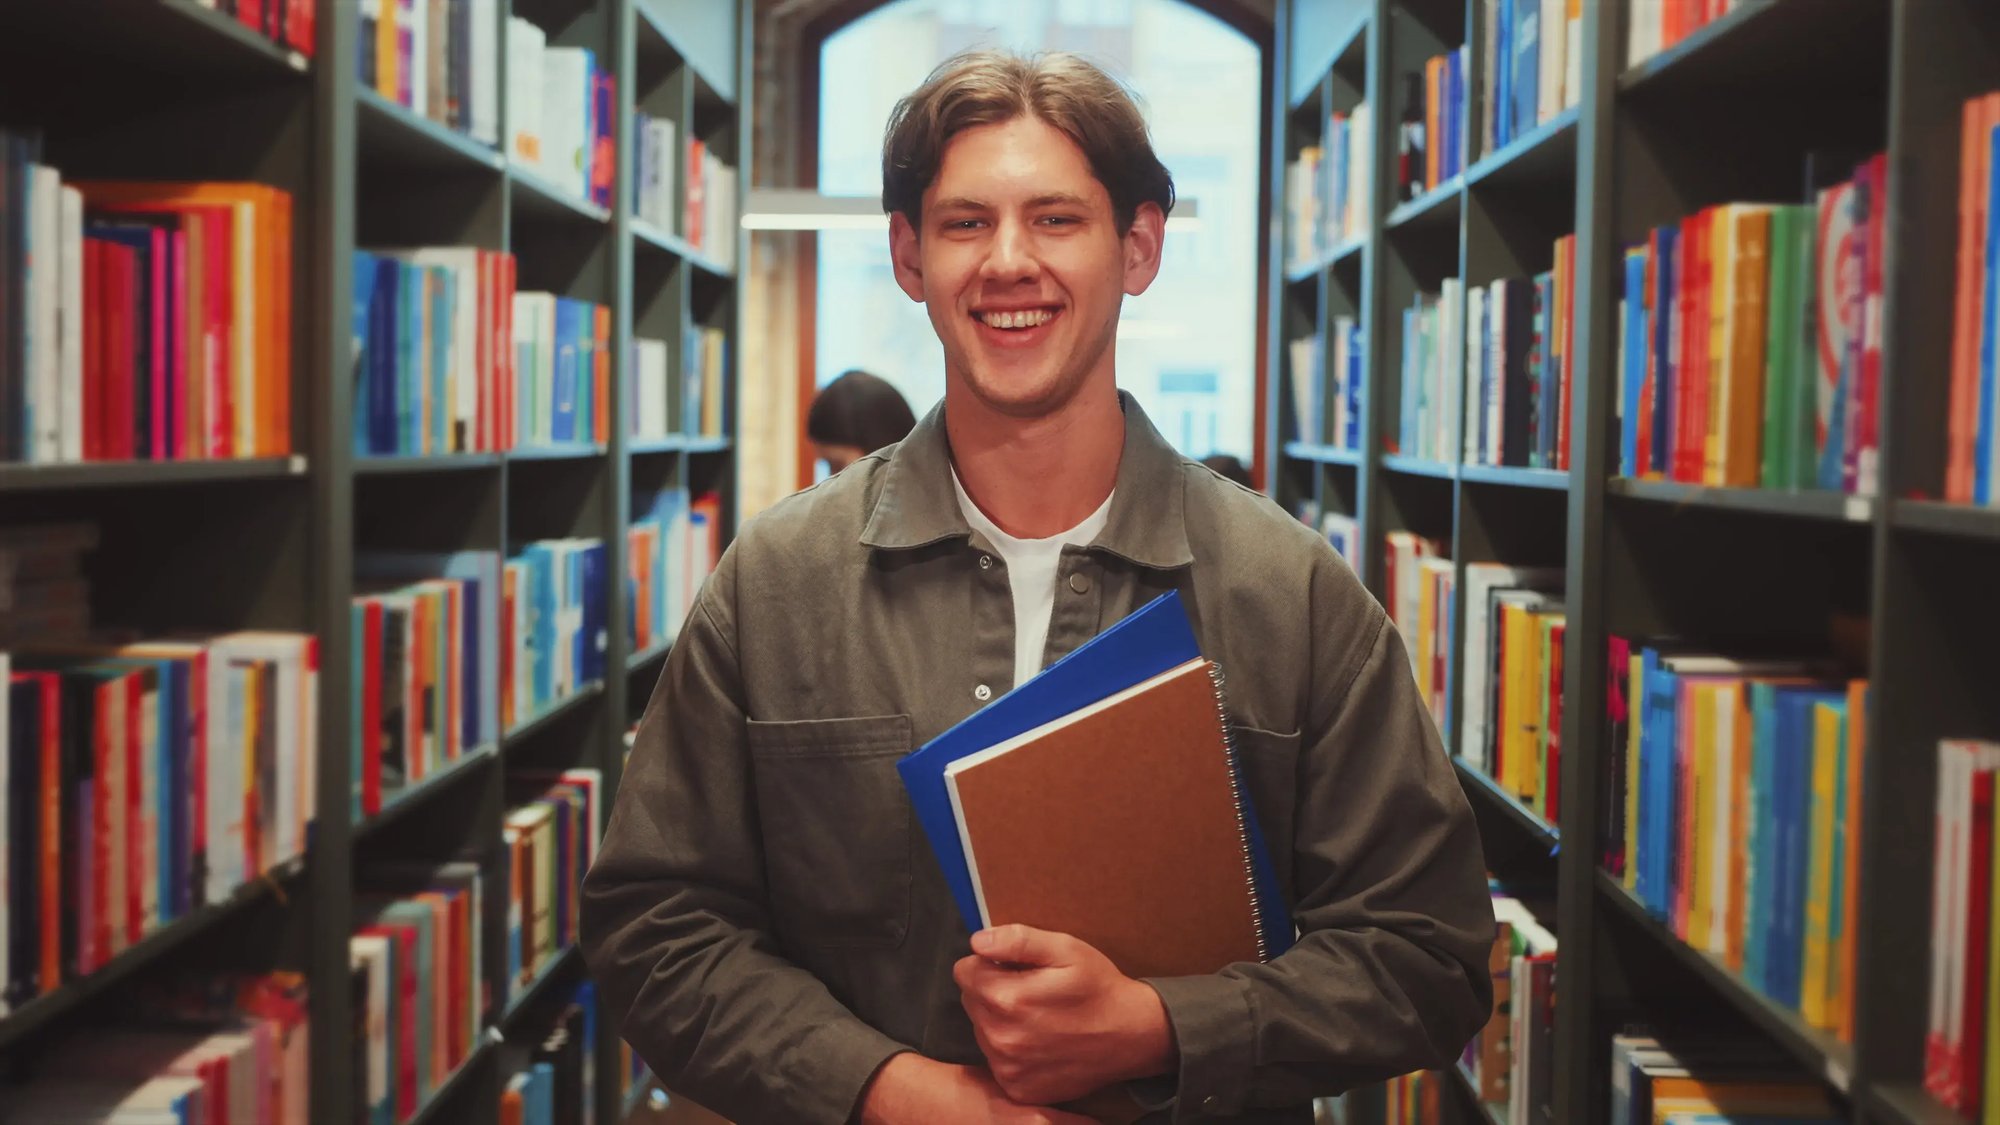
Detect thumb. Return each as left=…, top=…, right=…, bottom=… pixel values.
left=971, top=923, right=1070, bottom=967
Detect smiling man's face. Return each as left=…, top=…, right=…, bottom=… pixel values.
left=889, top=114, right=1163, bottom=419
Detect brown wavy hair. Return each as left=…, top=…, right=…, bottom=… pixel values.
left=880, top=49, right=1176, bottom=235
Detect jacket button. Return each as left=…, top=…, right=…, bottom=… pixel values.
left=1068, top=572, right=1090, bottom=594
left=980, top=554, right=993, bottom=569
left=974, top=684, right=992, bottom=702
left=1201, top=1096, right=1220, bottom=1112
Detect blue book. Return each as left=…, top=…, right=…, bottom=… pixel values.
left=1650, top=224, right=1679, bottom=476
left=1512, top=0, right=1538, bottom=140
left=1978, top=125, right=2000, bottom=502
left=898, top=591, right=1296, bottom=957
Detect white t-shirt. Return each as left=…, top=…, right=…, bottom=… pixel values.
left=951, top=468, right=1113, bottom=690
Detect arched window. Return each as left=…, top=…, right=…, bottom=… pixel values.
left=812, top=0, right=1262, bottom=473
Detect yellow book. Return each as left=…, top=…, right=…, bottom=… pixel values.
left=1801, top=699, right=1842, bottom=1028
left=1727, top=207, right=1773, bottom=486
left=1624, top=649, right=1645, bottom=893
left=1512, top=608, right=1544, bottom=800
left=1704, top=205, right=1735, bottom=486
left=377, top=0, right=399, bottom=100
left=1727, top=682, right=1755, bottom=971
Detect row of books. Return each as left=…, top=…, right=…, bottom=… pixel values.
left=1395, top=279, right=1462, bottom=462
left=1461, top=564, right=1566, bottom=819
left=195, top=0, right=317, bottom=57
left=683, top=139, right=737, bottom=268
left=0, top=150, right=294, bottom=464
left=626, top=489, right=722, bottom=657
left=1925, top=738, right=2000, bottom=1116
left=1615, top=153, right=1887, bottom=495
left=504, top=539, right=610, bottom=732
left=1469, top=890, right=1559, bottom=1120
left=1466, top=236, right=1577, bottom=470
left=1, top=526, right=318, bottom=1011
left=358, top=0, right=501, bottom=148
left=352, top=862, right=484, bottom=1125
left=352, top=247, right=516, bottom=457
left=685, top=324, right=727, bottom=439
left=1398, top=53, right=1466, bottom=202
left=1627, top=0, right=1744, bottom=69
left=1604, top=642, right=1867, bottom=1044
left=508, top=19, right=617, bottom=209
left=1946, top=91, right=2000, bottom=506
left=351, top=551, right=500, bottom=820
left=514, top=293, right=612, bottom=450
left=633, top=110, right=681, bottom=235
left=502, top=769, right=599, bottom=1008
left=1609, top=1030, right=1841, bottom=1123
left=1380, top=1069, right=1445, bottom=1123
left=1285, top=316, right=1361, bottom=449
left=0, top=970, right=311, bottom=1122
left=500, top=980, right=600, bottom=1125
left=1477, top=0, right=1582, bottom=159
left=1382, top=531, right=1449, bottom=732
left=1285, top=104, right=1371, bottom=266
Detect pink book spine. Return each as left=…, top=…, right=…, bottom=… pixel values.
left=169, top=229, right=187, bottom=460
left=149, top=227, right=168, bottom=460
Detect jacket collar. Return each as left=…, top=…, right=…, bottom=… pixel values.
left=859, top=389, right=1195, bottom=570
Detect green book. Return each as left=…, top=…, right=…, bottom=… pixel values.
left=1786, top=205, right=1821, bottom=490
left=1762, top=206, right=1798, bottom=488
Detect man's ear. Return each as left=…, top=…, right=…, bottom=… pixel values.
left=889, top=210, right=926, bottom=302
left=1121, top=201, right=1166, bottom=297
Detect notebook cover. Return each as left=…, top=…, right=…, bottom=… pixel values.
left=946, top=659, right=1266, bottom=978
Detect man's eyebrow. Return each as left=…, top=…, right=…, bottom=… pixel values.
left=930, top=196, right=988, bottom=213
left=1025, top=192, right=1092, bottom=209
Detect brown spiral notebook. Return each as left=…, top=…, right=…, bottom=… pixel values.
left=942, top=656, right=1267, bottom=980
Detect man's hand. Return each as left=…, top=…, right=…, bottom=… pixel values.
left=953, top=924, right=1177, bottom=1106
left=856, top=1053, right=1099, bottom=1124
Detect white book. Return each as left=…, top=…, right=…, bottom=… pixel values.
left=634, top=337, right=668, bottom=437
left=57, top=187, right=81, bottom=463
left=402, top=0, right=426, bottom=118
left=651, top=117, right=678, bottom=230
left=1440, top=277, right=1463, bottom=463
left=471, top=0, right=499, bottom=144
left=30, top=165, right=59, bottom=463
left=507, top=17, right=546, bottom=168
left=1565, top=2, right=1582, bottom=109
left=405, top=249, right=481, bottom=451
left=542, top=46, right=592, bottom=196
left=1538, top=0, right=1564, bottom=126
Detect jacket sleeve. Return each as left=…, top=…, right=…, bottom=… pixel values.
left=1142, top=564, right=1497, bottom=1120
left=579, top=550, right=908, bottom=1125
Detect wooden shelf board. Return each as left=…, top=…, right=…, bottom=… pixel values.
left=1597, top=873, right=1856, bottom=1097
left=0, top=857, right=304, bottom=1051
left=504, top=682, right=607, bottom=748
left=357, top=87, right=504, bottom=172
left=1607, top=478, right=1874, bottom=523
left=1453, top=757, right=1559, bottom=851
left=0, top=456, right=307, bottom=492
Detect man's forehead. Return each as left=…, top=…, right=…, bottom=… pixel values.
left=926, top=119, right=1110, bottom=208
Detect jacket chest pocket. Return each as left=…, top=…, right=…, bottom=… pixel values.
left=746, top=714, right=914, bottom=950
left=1231, top=720, right=1302, bottom=902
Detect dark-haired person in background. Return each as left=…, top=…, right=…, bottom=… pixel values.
left=809, top=368, right=919, bottom=475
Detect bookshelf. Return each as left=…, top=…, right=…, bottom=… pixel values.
left=0, top=2, right=747, bottom=1123
left=1273, top=0, right=1999, bottom=1123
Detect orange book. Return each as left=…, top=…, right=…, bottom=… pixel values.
left=1726, top=206, right=1772, bottom=487
left=594, top=304, right=612, bottom=444
left=944, top=657, right=1267, bottom=980
left=1425, top=57, right=1442, bottom=191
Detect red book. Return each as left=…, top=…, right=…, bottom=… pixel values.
left=92, top=676, right=114, bottom=971
left=1951, top=763, right=1998, bottom=1113
left=83, top=239, right=105, bottom=461
left=126, top=671, right=144, bottom=946
left=1858, top=154, right=1886, bottom=496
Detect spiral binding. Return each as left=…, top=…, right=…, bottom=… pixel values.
left=1205, top=659, right=1269, bottom=961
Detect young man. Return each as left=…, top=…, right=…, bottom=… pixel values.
left=582, top=50, right=1494, bottom=1125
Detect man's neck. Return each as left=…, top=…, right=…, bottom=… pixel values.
left=945, top=380, right=1124, bottom=540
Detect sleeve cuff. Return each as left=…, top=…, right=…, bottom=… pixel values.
left=1143, top=973, right=1257, bottom=1121
left=782, top=1019, right=910, bottom=1125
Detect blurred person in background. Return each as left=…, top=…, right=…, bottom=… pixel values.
left=809, top=368, right=919, bottom=475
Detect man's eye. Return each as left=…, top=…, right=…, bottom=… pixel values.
left=1040, top=216, right=1079, bottom=226
left=944, top=219, right=983, bottom=231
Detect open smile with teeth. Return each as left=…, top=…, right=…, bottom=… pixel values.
left=977, top=308, right=1058, bottom=330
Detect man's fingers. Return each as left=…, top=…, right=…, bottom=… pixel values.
left=971, top=923, right=1072, bottom=967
